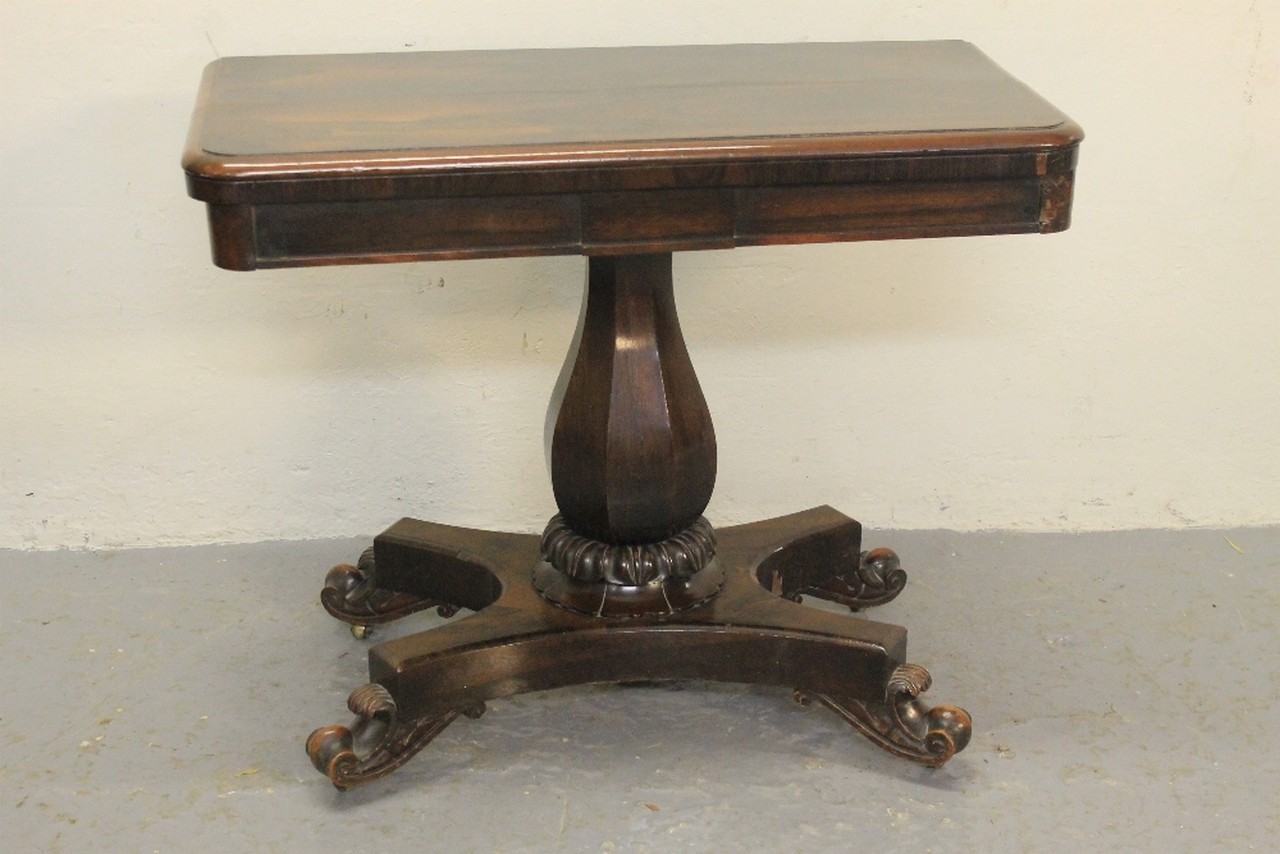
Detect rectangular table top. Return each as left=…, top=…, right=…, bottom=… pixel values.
left=184, top=41, right=1081, bottom=270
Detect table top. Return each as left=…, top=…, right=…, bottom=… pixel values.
left=186, top=41, right=1077, bottom=182
left=183, top=41, right=1081, bottom=269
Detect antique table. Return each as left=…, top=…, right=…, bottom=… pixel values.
left=183, top=41, right=1081, bottom=788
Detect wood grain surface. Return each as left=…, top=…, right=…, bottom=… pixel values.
left=183, top=41, right=1081, bottom=269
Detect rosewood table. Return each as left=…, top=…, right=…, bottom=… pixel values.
left=183, top=41, right=1081, bottom=788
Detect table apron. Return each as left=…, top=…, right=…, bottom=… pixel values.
left=205, top=175, right=1065, bottom=270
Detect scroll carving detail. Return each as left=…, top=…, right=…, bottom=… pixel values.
left=306, top=683, right=486, bottom=789
left=788, top=547, right=908, bottom=611
left=795, top=663, right=972, bottom=767
left=321, top=547, right=459, bottom=625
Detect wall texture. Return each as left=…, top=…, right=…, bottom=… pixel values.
left=3, top=2, right=1278, bottom=549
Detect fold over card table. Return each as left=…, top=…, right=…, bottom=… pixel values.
left=183, top=41, right=1081, bottom=788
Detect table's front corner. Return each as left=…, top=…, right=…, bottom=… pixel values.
left=180, top=142, right=259, bottom=270
left=1034, top=122, right=1084, bottom=235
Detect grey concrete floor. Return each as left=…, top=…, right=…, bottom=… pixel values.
left=2, top=524, right=1277, bottom=852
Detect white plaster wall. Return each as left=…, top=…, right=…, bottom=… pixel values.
left=2, top=2, right=1277, bottom=549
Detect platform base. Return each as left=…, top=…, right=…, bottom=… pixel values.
left=307, top=506, right=970, bottom=789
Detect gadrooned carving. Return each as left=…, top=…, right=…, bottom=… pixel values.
left=540, top=515, right=716, bottom=585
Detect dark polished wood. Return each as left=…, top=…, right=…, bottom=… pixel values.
left=373, top=510, right=907, bottom=722
left=308, top=509, right=969, bottom=788
left=184, top=41, right=1082, bottom=787
left=188, top=41, right=1071, bottom=161
left=184, top=42, right=1080, bottom=269
left=548, top=254, right=715, bottom=545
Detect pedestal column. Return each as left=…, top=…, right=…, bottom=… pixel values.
left=536, top=254, right=721, bottom=613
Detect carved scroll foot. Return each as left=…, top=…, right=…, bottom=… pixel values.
left=306, top=683, right=485, bottom=789
left=795, top=547, right=908, bottom=612
left=321, top=547, right=460, bottom=629
left=795, top=663, right=972, bottom=768
left=753, top=512, right=907, bottom=612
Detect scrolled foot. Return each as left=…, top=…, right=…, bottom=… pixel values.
left=796, top=547, right=908, bottom=611
left=321, top=547, right=459, bottom=627
left=305, top=683, right=485, bottom=789
left=796, top=663, right=972, bottom=768
left=854, top=548, right=909, bottom=607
